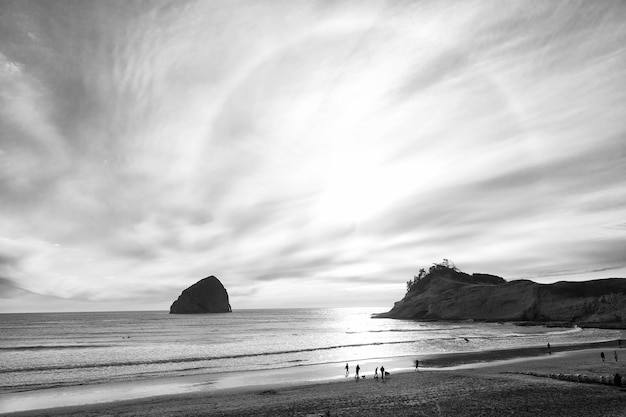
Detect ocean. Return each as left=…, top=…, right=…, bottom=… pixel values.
left=1, top=308, right=623, bottom=396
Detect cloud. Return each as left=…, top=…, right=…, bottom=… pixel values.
left=1, top=0, right=625, bottom=312
left=0, top=277, right=24, bottom=298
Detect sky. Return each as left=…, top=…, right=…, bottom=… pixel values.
left=1, top=0, right=625, bottom=313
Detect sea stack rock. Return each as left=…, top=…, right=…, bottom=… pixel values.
left=170, top=276, right=232, bottom=314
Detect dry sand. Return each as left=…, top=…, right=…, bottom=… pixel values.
left=5, top=343, right=626, bottom=417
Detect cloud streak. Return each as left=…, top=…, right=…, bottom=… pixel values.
left=1, top=0, right=625, bottom=312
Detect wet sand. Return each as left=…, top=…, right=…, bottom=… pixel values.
left=4, top=340, right=625, bottom=417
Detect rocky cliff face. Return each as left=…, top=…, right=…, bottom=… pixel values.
left=377, top=266, right=626, bottom=327
left=170, top=276, right=232, bottom=314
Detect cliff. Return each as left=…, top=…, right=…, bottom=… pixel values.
left=376, top=266, right=626, bottom=327
left=170, top=276, right=232, bottom=314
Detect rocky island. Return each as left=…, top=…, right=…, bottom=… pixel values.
left=170, top=276, right=232, bottom=314
left=376, top=261, right=626, bottom=328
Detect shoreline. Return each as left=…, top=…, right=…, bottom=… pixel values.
left=2, top=339, right=623, bottom=415
left=370, top=315, right=626, bottom=330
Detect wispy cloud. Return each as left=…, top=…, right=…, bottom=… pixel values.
left=1, top=0, right=625, bottom=312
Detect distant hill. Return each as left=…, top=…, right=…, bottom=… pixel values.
left=376, top=265, right=626, bottom=328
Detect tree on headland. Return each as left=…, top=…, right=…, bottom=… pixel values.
left=406, top=267, right=427, bottom=292
left=430, top=258, right=459, bottom=273
left=407, top=260, right=459, bottom=293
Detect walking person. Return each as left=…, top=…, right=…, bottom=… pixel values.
left=355, top=364, right=360, bottom=380
left=615, top=351, right=618, bottom=362
left=374, top=367, right=378, bottom=379
left=601, top=352, right=605, bottom=362
left=380, top=365, right=385, bottom=381
left=345, top=363, right=349, bottom=377
left=415, top=359, right=419, bottom=371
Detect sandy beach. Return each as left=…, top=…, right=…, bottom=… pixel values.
left=4, top=340, right=625, bottom=417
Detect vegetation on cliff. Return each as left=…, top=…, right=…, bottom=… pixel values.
left=378, top=261, right=626, bottom=327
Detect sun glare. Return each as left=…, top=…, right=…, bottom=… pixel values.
left=313, top=147, right=399, bottom=226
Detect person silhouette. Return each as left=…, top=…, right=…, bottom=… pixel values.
left=374, top=367, right=378, bottom=379
left=415, top=359, right=419, bottom=371
left=380, top=365, right=385, bottom=381
left=615, top=351, right=618, bottom=362
left=345, top=363, right=349, bottom=377
left=601, top=352, right=605, bottom=362
left=356, top=364, right=360, bottom=380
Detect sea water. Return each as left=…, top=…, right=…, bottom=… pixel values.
left=1, top=308, right=622, bottom=394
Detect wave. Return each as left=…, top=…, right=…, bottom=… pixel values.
left=544, top=326, right=582, bottom=336
left=504, top=326, right=582, bottom=338
left=0, top=344, right=113, bottom=351
left=346, top=327, right=471, bottom=334
left=0, top=340, right=417, bottom=374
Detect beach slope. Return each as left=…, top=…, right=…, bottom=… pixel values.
left=6, top=346, right=625, bottom=417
